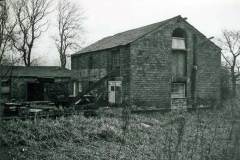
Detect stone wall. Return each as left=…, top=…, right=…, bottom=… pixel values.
left=130, top=26, right=172, bottom=108
left=71, top=19, right=221, bottom=108
left=129, top=19, right=221, bottom=108
left=71, top=46, right=131, bottom=99
left=196, top=40, right=221, bottom=105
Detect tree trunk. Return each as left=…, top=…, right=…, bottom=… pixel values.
left=232, top=76, right=237, bottom=97
left=60, top=54, right=66, bottom=68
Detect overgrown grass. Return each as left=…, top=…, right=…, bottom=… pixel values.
left=0, top=99, right=239, bottom=160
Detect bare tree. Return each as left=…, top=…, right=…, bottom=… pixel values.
left=0, top=1, right=16, bottom=65
left=0, top=0, right=17, bottom=116
left=219, top=30, right=240, bottom=96
left=10, top=0, right=51, bottom=67
left=54, top=0, right=84, bottom=68
left=0, top=0, right=4, bottom=117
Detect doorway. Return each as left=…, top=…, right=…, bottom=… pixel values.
left=108, top=81, right=122, bottom=104
left=27, top=82, right=44, bottom=101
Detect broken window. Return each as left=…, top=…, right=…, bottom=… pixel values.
left=171, top=28, right=187, bottom=78
left=171, top=83, right=186, bottom=98
left=112, top=51, right=120, bottom=67
left=110, top=49, right=120, bottom=76
left=172, top=28, right=186, bottom=50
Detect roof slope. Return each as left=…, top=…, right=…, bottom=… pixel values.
left=0, top=66, right=76, bottom=78
left=74, top=15, right=181, bottom=55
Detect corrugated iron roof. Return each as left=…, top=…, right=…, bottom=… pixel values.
left=0, top=66, right=79, bottom=79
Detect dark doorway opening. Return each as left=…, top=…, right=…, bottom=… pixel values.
left=27, top=82, right=44, bottom=101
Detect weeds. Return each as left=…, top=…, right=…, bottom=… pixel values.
left=0, top=99, right=239, bottom=160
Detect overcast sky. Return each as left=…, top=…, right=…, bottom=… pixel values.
left=36, top=0, right=240, bottom=66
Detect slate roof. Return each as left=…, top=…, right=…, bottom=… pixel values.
left=0, top=66, right=78, bottom=79
left=74, top=15, right=181, bottom=55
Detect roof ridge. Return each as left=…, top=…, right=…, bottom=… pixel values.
left=73, top=15, right=182, bottom=55
left=128, top=15, right=181, bottom=44
left=113, top=15, right=180, bottom=37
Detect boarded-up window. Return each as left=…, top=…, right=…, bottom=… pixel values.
left=172, top=37, right=186, bottom=50
left=171, top=51, right=186, bottom=77
left=112, top=52, right=120, bottom=67
left=110, top=50, right=120, bottom=76
left=171, top=83, right=186, bottom=98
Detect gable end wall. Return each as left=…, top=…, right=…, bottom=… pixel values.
left=129, top=19, right=221, bottom=108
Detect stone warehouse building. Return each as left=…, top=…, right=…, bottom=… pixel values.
left=71, top=15, right=221, bottom=108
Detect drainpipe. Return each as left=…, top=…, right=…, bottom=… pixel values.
left=191, top=35, right=197, bottom=108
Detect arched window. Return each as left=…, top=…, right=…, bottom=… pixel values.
left=171, top=28, right=187, bottom=78
left=172, top=28, right=186, bottom=50
left=171, top=29, right=187, bottom=99
left=172, top=28, right=186, bottom=38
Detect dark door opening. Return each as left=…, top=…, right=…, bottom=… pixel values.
left=27, top=82, right=44, bottom=101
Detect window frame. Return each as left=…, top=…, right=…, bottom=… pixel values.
left=171, top=82, right=186, bottom=98
left=172, top=37, right=186, bottom=50
left=88, top=56, right=93, bottom=69
left=110, top=49, right=121, bottom=76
